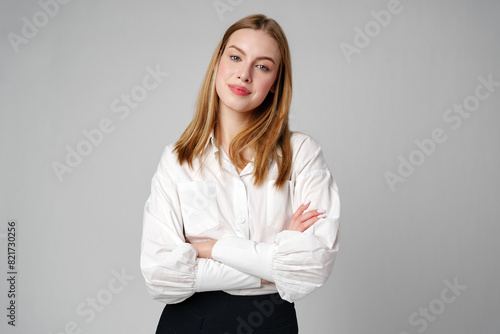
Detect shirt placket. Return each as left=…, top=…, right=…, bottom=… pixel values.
left=232, top=177, right=249, bottom=239
left=220, top=152, right=252, bottom=240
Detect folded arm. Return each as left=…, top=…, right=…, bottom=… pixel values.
left=140, top=147, right=261, bottom=304
left=208, top=136, right=341, bottom=302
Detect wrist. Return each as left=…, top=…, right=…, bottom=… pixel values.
left=193, top=240, right=217, bottom=259
left=205, top=240, right=215, bottom=259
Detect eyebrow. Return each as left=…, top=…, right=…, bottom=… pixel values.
left=227, top=45, right=276, bottom=64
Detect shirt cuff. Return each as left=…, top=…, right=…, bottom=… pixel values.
left=194, top=258, right=261, bottom=292
left=212, top=236, right=274, bottom=282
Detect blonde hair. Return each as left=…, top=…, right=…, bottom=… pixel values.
left=174, top=14, right=292, bottom=189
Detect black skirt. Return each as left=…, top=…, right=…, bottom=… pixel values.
left=156, top=291, right=298, bottom=334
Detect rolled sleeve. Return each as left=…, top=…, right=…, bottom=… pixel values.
left=212, top=236, right=275, bottom=282
left=273, top=135, right=341, bottom=301
left=195, top=258, right=261, bottom=292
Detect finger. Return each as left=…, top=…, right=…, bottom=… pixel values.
left=298, top=209, right=326, bottom=222
left=297, top=214, right=325, bottom=232
left=291, top=200, right=311, bottom=220
left=288, top=219, right=299, bottom=231
left=295, top=210, right=326, bottom=232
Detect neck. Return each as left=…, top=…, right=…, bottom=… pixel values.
left=216, top=106, right=252, bottom=151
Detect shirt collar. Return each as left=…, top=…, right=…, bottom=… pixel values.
left=205, top=129, right=255, bottom=175
left=207, top=128, right=219, bottom=155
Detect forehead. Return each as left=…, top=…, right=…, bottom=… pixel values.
left=225, top=28, right=281, bottom=62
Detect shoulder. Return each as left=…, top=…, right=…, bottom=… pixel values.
left=290, top=131, right=323, bottom=157
left=154, top=142, right=182, bottom=177
left=160, top=143, right=178, bottom=164
left=289, top=131, right=328, bottom=177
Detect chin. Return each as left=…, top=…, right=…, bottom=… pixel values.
left=229, top=106, right=254, bottom=114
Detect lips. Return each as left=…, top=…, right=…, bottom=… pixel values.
left=228, top=84, right=251, bottom=96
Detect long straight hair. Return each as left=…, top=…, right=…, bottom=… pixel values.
left=173, top=14, right=293, bottom=189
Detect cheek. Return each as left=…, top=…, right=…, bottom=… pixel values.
left=216, top=60, right=234, bottom=89
left=258, top=75, right=277, bottom=95
left=217, top=59, right=231, bottom=80
left=215, top=65, right=226, bottom=95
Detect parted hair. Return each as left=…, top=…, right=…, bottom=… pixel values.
left=173, top=14, right=293, bottom=189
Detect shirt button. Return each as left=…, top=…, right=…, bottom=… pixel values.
left=237, top=216, right=246, bottom=224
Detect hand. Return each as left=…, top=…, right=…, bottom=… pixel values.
left=288, top=200, right=326, bottom=232
left=191, top=239, right=217, bottom=259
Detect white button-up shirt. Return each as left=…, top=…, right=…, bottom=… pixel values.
left=140, top=130, right=340, bottom=303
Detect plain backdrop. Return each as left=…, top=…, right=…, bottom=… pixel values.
left=1, top=0, right=499, bottom=333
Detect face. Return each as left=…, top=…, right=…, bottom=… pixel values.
left=215, top=28, right=281, bottom=116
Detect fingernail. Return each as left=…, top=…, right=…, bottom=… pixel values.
left=317, top=209, right=326, bottom=214
left=302, top=199, right=311, bottom=206
left=317, top=213, right=326, bottom=219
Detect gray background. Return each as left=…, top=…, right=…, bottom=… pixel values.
left=1, top=0, right=499, bottom=333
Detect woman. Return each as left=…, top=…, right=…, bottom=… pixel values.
left=141, top=14, right=340, bottom=333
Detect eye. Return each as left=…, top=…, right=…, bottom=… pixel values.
left=230, top=55, right=241, bottom=61
left=256, top=64, right=270, bottom=72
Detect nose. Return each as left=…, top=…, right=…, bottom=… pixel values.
left=238, top=65, right=252, bottom=83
